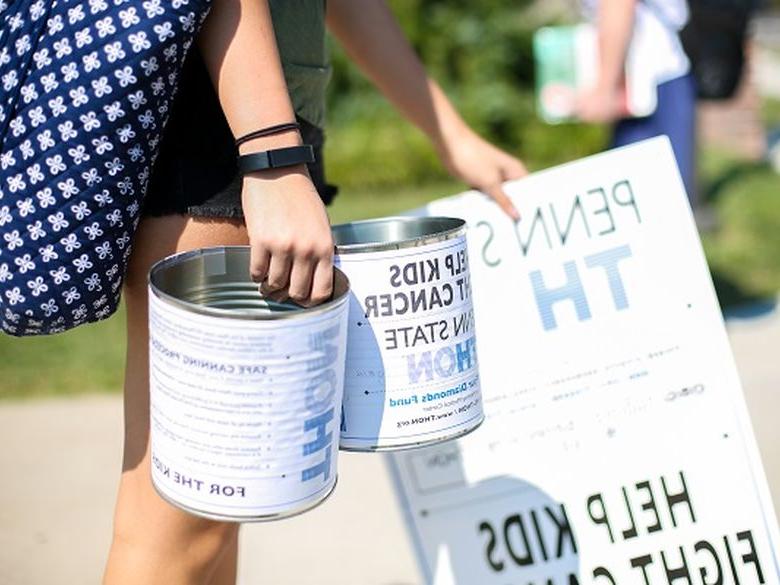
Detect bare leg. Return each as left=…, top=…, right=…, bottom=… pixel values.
left=104, top=216, right=248, bottom=585
left=210, top=530, right=239, bottom=585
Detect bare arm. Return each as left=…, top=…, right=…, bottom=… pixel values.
left=327, top=0, right=525, bottom=220
left=596, top=0, right=636, bottom=92
left=197, top=0, right=334, bottom=305
left=326, top=0, right=462, bottom=155
left=198, top=0, right=294, bottom=140
left=578, top=0, right=636, bottom=122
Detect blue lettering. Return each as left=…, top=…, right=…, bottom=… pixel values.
left=585, top=244, right=632, bottom=311
left=408, top=351, right=433, bottom=384
left=301, top=408, right=335, bottom=482
left=530, top=261, right=591, bottom=331
left=455, top=337, right=476, bottom=371
left=301, top=443, right=332, bottom=482
left=407, top=338, right=477, bottom=383
left=434, top=347, right=455, bottom=378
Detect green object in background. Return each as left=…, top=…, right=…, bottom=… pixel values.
left=533, top=26, right=579, bottom=124
left=701, top=152, right=780, bottom=305
left=325, top=0, right=609, bottom=187
left=2, top=0, right=779, bottom=400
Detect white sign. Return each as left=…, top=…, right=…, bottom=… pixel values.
left=389, top=137, right=780, bottom=584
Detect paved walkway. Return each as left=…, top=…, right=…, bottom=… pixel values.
left=1, top=307, right=778, bottom=585
left=0, top=400, right=420, bottom=585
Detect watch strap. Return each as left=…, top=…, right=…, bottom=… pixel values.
left=237, top=145, right=315, bottom=174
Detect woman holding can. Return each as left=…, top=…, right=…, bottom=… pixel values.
left=109, top=2, right=527, bottom=583
left=0, top=0, right=526, bottom=582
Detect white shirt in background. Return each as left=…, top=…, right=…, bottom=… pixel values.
left=583, top=0, right=691, bottom=84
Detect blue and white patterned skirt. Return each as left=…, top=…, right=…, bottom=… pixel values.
left=0, top=0, right=211, bottom=335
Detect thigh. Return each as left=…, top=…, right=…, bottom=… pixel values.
left=106, top=216, right=248, bottom=585
left=123, top=215, right=250, bottom=468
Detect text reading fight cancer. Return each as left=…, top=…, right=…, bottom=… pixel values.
left=362, top=249, right=470, bottom=321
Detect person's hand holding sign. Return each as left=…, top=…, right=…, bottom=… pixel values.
left=435, top=124, right=526, bottom=221
left=327, top=0, right=527, bottom=221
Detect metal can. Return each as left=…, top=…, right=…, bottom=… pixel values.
left=148, top=246, right=350, bottom=521
left=332, top=217, right=484, bottom=451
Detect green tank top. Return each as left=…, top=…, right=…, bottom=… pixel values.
left=269, top=0, right=330, bottom=128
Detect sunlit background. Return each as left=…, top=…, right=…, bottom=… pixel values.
left=2, top=0, right=778, bottom=399
left=2, top=3, right=779, bottom=585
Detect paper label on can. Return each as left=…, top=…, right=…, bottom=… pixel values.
left=148, top=292, right=348, bottom=519
left=336, top=234, right=483, bottom=448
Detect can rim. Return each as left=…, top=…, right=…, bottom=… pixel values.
left=332, top=216, right=466, bottom=254
left=152, top=474, right=339, bottom=523
left=339, top=413, right=484, bottom=452
left=148, top=246, right=350, bottom=320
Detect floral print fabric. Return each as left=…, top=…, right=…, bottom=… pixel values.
left=0, top=0, right=211, bottom=335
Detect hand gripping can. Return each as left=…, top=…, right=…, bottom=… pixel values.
left=332, top=217, right=484, bottom=451
left=148, top=246, right=350, bottom=521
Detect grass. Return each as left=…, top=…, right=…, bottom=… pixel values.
left=762, top=97, right=780, bottom=128
left=1, top=148, right=778, bottom=400
left=0, top=304, right=128, bottom=399
left=700, top=150, right=780, bottom=305
left=328, top=180, right=461, bottom=223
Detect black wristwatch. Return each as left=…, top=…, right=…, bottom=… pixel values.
left=237, top=145, right=315, bottom=174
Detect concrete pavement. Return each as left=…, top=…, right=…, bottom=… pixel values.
left=0, top=395, right=122, bottom=585
left=0, top=397, right=420, bottom=585
left=1, top=306, right=779, bottom=585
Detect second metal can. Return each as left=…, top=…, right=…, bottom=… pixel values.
left=332, top=216, right=484, bottom=451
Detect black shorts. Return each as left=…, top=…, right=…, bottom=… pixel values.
left=143, top=52, right=336, bottom=219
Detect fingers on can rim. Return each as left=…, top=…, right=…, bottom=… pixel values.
left=250, top=247, right=271, bottom=283
left=309, top=259, right=334, bottom=307
left=261, top=250, right=293, bottom=293
left=287, top=257, right=316, bottom=306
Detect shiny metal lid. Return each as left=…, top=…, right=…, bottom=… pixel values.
left=331, top=216, right=466, bottom=254
left=149, top=246, right=349, bottom=320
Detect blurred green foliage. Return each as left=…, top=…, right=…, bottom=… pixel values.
left=702, top=153, right=780, bottom=301
left=4, top=155, right=778, bottom=400
left=325, top=0, right=607, bottom=190
left=763, top=97, right=780, bottom=127
left=3, top=2, right=780, bottom=400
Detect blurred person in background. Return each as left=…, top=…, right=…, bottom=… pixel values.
left=576, top=0, right=698, bottom=204
left=106, top=1, right=526, bottom=584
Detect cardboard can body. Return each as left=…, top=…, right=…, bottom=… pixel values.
left=333, top=217, right=484, bottom=451
left=148, top=247, right=349, bottom=521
